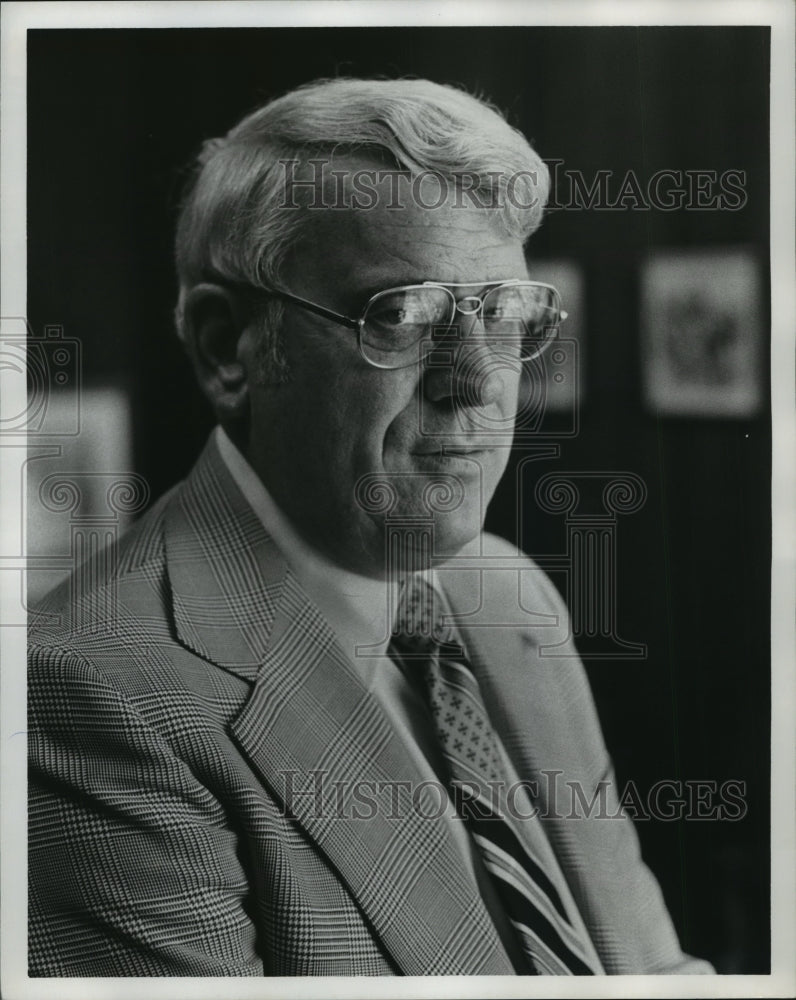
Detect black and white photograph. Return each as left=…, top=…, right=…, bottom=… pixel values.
left=1, top=2, right=793, bottom=997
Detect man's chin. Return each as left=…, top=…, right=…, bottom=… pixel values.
left=377, top=504, right=485, bottom=576
left=353, top=470, right=494, bottom=575
left=432, top=513, right=484, bottom=560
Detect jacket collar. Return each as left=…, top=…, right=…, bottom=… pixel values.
left=163, top=435, right=514, bottom=975
left=164, top=433, right=288, bottom=680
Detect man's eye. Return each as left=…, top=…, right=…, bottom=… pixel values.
left=483, top=302, right=509, bottom=321
left=370, top=306, right=410, bottom=327
left=369, top=300, right=436, bottom=328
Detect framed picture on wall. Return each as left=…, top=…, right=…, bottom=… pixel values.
left=25, top=384, right=142, bottom=607
left=641, top=248, right=764, bottom=417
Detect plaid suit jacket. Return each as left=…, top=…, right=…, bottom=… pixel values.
left=28, top=434, right=713, bottom=977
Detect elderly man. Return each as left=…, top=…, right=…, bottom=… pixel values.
left=28, top=77, right=712, bottom=977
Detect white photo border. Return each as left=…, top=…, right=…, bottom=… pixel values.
left=2, top=3, right=793, bottom=999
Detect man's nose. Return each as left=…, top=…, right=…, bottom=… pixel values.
left=422, top=311, right=508, bottom=408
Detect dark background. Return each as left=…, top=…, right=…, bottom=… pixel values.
left=28, top=27, right=770, bottom=973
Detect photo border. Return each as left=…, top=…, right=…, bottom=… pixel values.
left=2, top=3, right=793, bottom=998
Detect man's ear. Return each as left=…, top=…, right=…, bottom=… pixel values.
left=181, top=283, right=251, bottom=421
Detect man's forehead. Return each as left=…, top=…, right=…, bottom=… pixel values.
left=283, top=151, right=529, bottom=289
left=316, top=150, right=504, bottom=225
left=297, top=152, right=516, bottom=246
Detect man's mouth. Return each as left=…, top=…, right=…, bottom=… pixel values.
left=409, top=445, right=494, bottom=471
left=412, top=442, right=491, bottom=457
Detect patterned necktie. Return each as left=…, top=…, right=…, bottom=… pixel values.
left=388, top=574, right=600, bottom=976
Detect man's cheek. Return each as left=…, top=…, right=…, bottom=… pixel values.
left=368, top=372, right=421, bottom=421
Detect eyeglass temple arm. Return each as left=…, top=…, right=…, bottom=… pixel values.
left=268, top=288, right=360, bottom=330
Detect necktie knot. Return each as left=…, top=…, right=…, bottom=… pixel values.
left=392, top=574, right=455, bottom=654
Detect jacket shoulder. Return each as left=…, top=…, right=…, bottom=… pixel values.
left=460, top=530, right=570, bottom=619
left=29, top=485, right=178, bottom=649
left=27, top=476, right=251, bottom=744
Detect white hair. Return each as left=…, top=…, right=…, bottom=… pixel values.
left=175, top=77, right=551, bottom=379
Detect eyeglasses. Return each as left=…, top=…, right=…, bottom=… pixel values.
left=255, top=279, right=567, bottom=370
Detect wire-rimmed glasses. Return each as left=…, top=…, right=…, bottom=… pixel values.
left=239, top=279, right=567, bottom=370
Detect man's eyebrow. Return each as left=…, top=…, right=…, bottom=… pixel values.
left=349, top=278, right=425, bottom=305
left=351, top=277, right=507, bottom=305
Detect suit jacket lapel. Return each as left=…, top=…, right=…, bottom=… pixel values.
left=164, top=437, right=513, bottom=975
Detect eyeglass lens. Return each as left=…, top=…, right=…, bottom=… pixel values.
left=360, top=283, right=561, bottom=369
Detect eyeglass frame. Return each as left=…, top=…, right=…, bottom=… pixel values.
left=226, top=277, right=568, bottom=371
